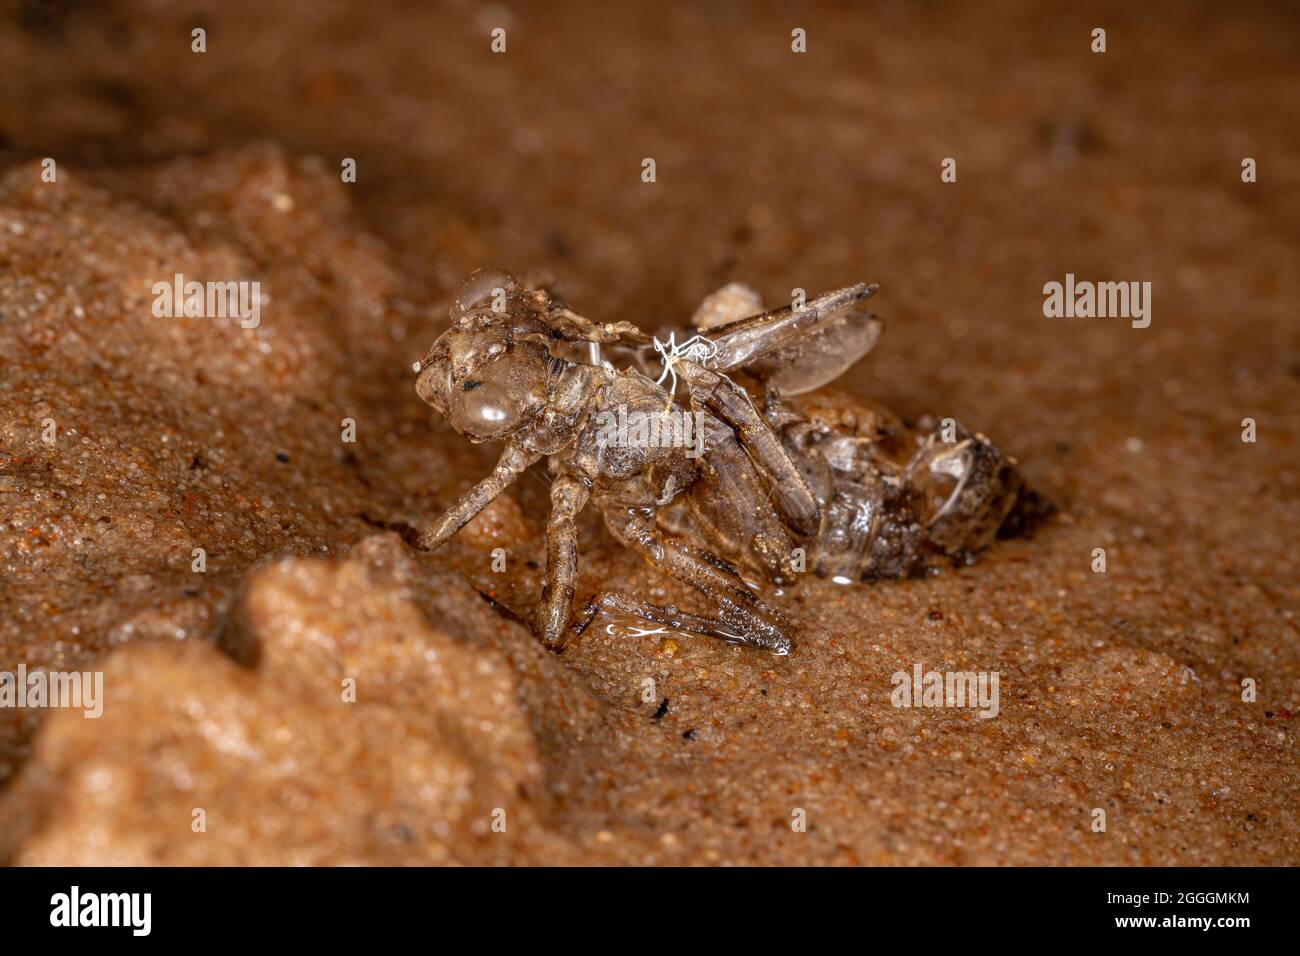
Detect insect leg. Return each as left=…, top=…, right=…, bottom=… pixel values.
left=597, top=509, right=793, bottom=654
left=537, top=474, right=591, bottom=650
left=682, top=413, right=801, bottom=582
left=572, top=592, right=789, bottom=655
left=678, top=361, right=821, bottom=537
left=417, top=444, right=540, bottom=552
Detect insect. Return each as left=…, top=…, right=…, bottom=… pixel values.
left=411, top=268, right=1043, bottom=655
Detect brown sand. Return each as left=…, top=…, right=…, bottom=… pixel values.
left=0, top=1, right=1297, bottom=864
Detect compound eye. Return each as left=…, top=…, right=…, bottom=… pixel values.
left=454, top=377, right=520, bottom=434
left=449, top=343, right=551, bottom=442
left=452, top=268, right=519, bottom=318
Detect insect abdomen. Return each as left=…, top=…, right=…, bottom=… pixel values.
left=788, top=411, right=1030, bottom=581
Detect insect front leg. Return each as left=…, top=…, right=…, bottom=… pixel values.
left=417, top=444, right=540, bottom=552
left=537, top=474, right=591, bottom=650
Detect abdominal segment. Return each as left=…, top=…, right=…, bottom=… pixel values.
left=779, top=391, right=1027, bottom=581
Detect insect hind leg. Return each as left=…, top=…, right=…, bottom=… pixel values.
left=592, top=507, right=794, bottom=654
left=572, top=592, right=791, bottom=655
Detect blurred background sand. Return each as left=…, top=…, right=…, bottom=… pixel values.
left=0, top=0, right=1296, bottom=863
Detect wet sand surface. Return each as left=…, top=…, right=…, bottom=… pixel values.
left=0, top=0, right=1297, bottom=863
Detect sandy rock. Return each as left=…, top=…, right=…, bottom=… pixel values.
left=0, top=537, right=575, bottom=865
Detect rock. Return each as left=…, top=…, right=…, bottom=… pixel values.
left=0, top=537, right=577, bottom=865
